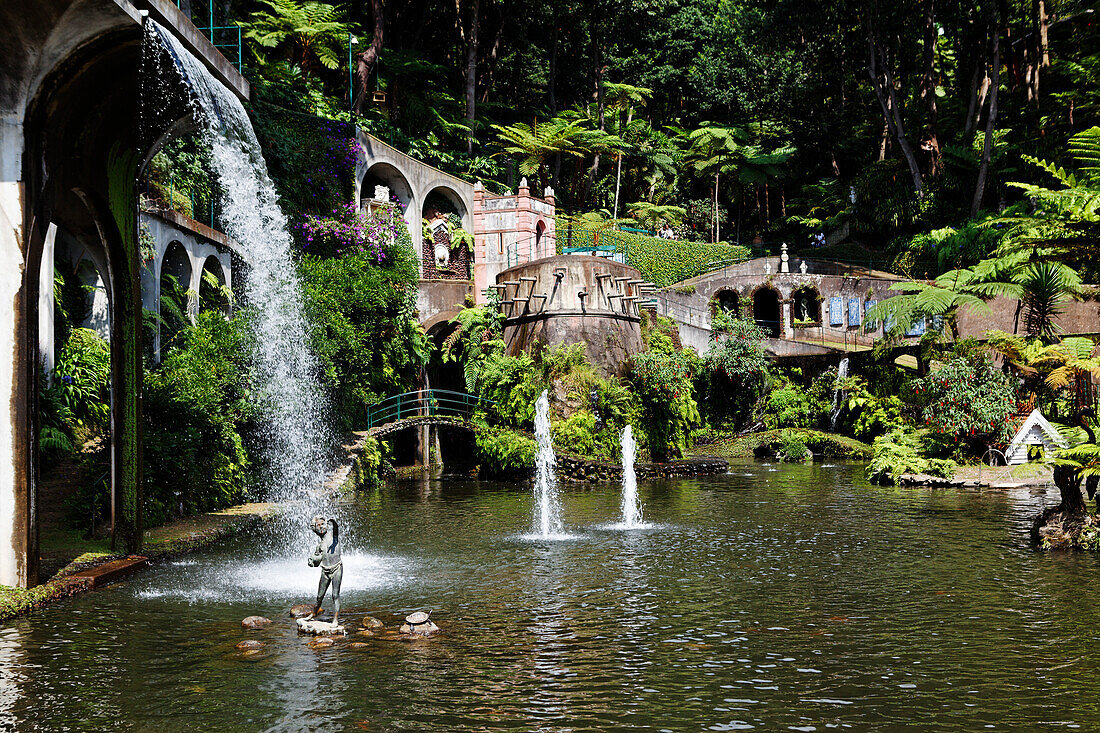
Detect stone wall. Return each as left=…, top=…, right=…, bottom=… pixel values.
left=557, top=454, right=729, bottom=483
left=497, top=255, right=644, bottom=376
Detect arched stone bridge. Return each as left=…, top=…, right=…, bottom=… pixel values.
left=366, top=415, right=479, bottom=439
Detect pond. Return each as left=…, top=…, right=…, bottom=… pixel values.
left=3, top=463, right=1098, bottom=731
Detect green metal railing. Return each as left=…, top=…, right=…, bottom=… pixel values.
left=366, top=389, right=493, bottom=430
left=174, top=0, right=243, bottom=72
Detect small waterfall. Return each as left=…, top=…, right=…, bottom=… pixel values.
left=618, top=425, right=643, bottom=528
left=532, top=390, right=564, bottom=537
left=147, top=23, right=334, bottom=510
left=829, top=357, right=850, bottom=431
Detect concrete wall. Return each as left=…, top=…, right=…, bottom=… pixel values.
left=139, top=209, right=233, bottom=357
left=656, top=257, right=906, bottom=355
left=497, top=255, right=643, bottom=375
left=0, top=0, right=248, bottom=586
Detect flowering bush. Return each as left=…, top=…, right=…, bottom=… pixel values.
left=699, top=312, right=769, bottom=428
left=297, top=202, right=410, bottom=261
left=915, top=354, right=1019, bottom=458
left=630, top=350, right=700, bottom=461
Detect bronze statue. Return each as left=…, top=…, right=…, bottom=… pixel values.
left=306, top=515, right=342, bottom=626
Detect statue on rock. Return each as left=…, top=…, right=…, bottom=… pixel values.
left=306, top=515, right=343, bottom=627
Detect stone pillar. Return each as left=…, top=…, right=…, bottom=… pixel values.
left=0, top=167, right=33, bottom=588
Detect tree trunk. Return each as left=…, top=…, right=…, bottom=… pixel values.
left=1055, top=465, right=1086, bottom=515
left=919, top=0, right=942, bottom=176
left=964, top=65, right=983, bottom=136
left=479, top=0, right=511, bottom=103
left=971, top=30, right=1000, bottom=217
left=464, top=0, right=480, bottom=154
left=584, top=33, right=605, bottom=203
left=714, top=173, right=720, bottom=243
left=548, top=20, right=558, bottom=113
left=353, top=0, right=385, bottom=113
left=867, top=29, right=924, bottom=195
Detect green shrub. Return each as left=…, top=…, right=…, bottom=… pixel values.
left=915, top=354, right=1018, bottom=459
left=926, top=458, right=958, bottom=479
left=475, top=427, right=537, bottom=476
left=552, top=411, right=599, bottom=457
left=777, top=430, right=811, bottom=462
left=700, top=313, right=769, bottom=428
left=299, top=237, right=427, bottom=430
left=765, top=384, right=815, bottom=429
left=866, top=430, right=929, bottom=485
left=142, top=313, right=256, bottom=526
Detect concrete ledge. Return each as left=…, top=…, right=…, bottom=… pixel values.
left=59, top=556, right=148, bottom=590
left=141, top=207, right=238, bottom=252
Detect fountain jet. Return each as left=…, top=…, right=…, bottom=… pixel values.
left=618, top=425, right=643, bottom=528
left=533, top=390, right=564, bottom=537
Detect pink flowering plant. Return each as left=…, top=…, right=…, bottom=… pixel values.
left=296, top=201, right=411, bottom=261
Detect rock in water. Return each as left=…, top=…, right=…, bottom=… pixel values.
left=308, top=637, right=334, bottom=649
left=236, top=640, right=264, bottom=651
left=399, top=620, right=441, bottom=637
left=290, top=604, right=315, bottom=618
left=297, top=618, right=346, bottom=636
left=361, top=616, right=384, bottom=629
left=348, top=642, right=370, bottom=650
left=242, top=616, right=272, bottom=629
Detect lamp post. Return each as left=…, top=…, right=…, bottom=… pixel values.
left=348, top=34, right=359, bottom=111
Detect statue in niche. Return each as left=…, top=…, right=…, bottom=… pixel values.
left=430, top=212, right=451, bottom=268
left=306, top=515, right=343, bottom=627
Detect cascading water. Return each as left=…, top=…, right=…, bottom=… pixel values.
left=146, top=23, right=334, bottom=514
left=829, top=357, right=850, bottom=431
left=618, top=425, right=643, bottom=528
left=532, top=390, right=564, bottom=537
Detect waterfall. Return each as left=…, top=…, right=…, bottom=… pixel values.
left=618, top=425, right=642, bottom=528
left=147, top=23, right=334, bottom=507
left=532, top=390, right=564, bottom=537
left=829, top=357, right=850, bottom=432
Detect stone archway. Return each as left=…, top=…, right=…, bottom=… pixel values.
left=198, top=255, right=230, bottom=315
left=791, top=284, right=822, bottom=324
left=752, top=286, right=782, bottom=337
left=159, top=241, right=193, bottom=353
left=712, top=288, right=741, bottom=317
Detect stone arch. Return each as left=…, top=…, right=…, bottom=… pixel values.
left=791, top=284, right=822, bottom=324
left=752, top=285, right=782, bottom=337
left=421, top=184, right=471, bottom=230
left=198, top=255, right=230, bottom=315
left=712, top=288, right=741, bottom=317
left=159, top=241, right=193, bottom=351
left=361, top=162, right=413, bottom=212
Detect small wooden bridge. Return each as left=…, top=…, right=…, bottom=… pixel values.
left=365, top=389, right=491, bottom=438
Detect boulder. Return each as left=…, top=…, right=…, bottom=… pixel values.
left=236, top=639, right=264, bottom=651
left=297, top=618, right=346, bottom=636
left=241, top=616, right=272, bottom=629
left=361, top=616, right=384, bottom=629
left=308, top=637, right=335, bottom=649
left=290, top=604, right=316, bottom=618
left=356, top=629, right=376, bottom=638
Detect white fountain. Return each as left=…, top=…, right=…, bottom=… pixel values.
left=617, top=425, right=643, bottom=528
left=531, top=390, right=565, bottom=538
left=829, top=357, right=850, bottom=431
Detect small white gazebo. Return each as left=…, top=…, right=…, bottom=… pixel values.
left=1004, top=409, right=1069, bottom=465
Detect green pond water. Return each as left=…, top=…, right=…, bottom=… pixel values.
left=2, top=463, right=1098, bottom=731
